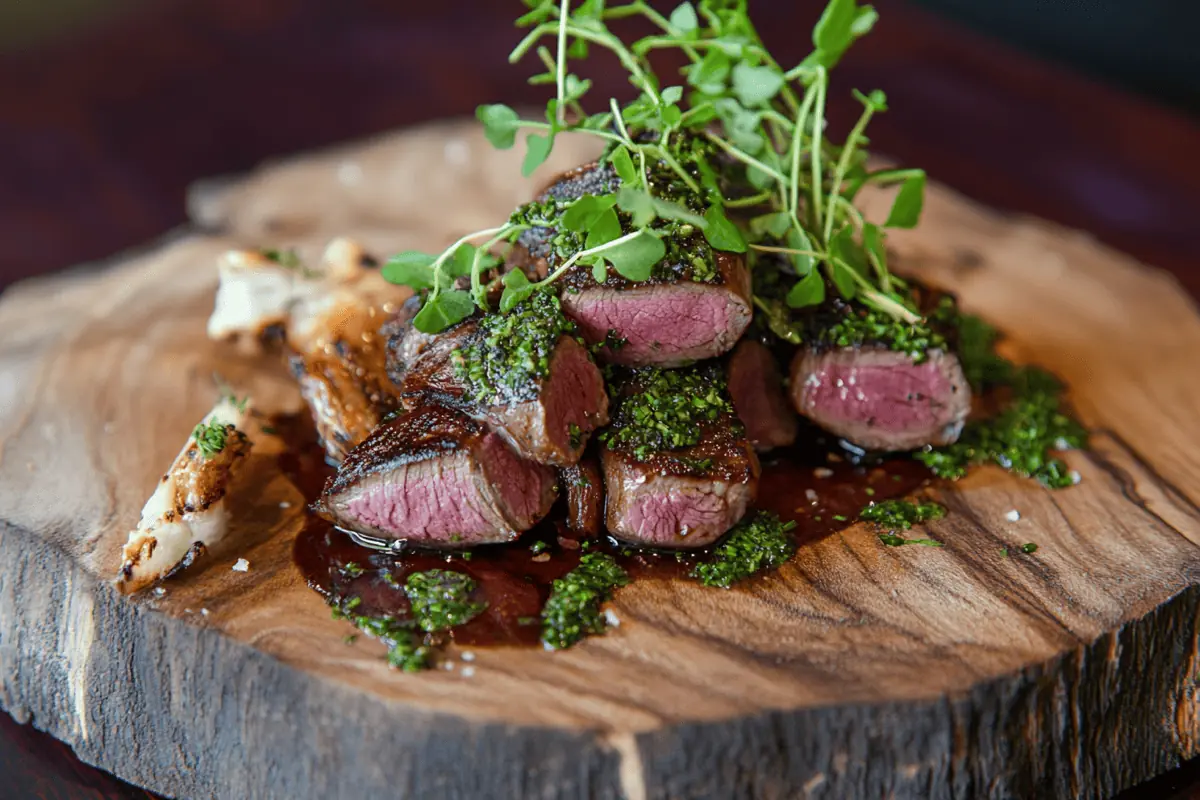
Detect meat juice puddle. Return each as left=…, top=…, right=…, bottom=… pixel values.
left=283, top=414, right=931, bottom=649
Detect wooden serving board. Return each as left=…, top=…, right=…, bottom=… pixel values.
left=3, top=120, right=1200, bottom=800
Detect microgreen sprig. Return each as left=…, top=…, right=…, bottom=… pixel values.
left=384, top=0, right=935, bottom=336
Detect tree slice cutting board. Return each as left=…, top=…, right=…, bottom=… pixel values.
left=3, top=120, right=1200, bottom=800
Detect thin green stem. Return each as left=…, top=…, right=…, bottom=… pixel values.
left=788, top=82, right=818, bottom=226
left=471, top=225, right=524, bottom=308
left=427, top=225, right=510, bottom=302
left=704, top=132, right=788, bottom=186
left=555, top=0, right=570, bottom=125
left=536, top=229, right=647, bottom=288
left=824, top=103, right=878, bottom=243
left=724, top=190, right=773, bottom=208
left=633, top=1, right=700, bottom=62
left=749, top=243, right=826, bottom=258
left=808, top=67, right=827, bottom=237
left=648, top=145, right=701, bottom=195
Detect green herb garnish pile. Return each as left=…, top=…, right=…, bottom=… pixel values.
left=452, top=292, right=578, bottom=404
left=541, top=553, right=630, bottom=649
left=691, top=511, right=797, bottom=588
left=381, top=0, right=929, bottom=336
left=860, top=499, right=946, bottom=530
left=331, top=596, right=432, bottom=672
left=191, top=420, right=230, bottom=459
left=604, top=364, right=735, bottom=461
left=404, top=569, right=488, bottom=632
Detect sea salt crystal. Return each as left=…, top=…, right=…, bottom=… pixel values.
left=153, top=587, right=167, bottom=597
left=804, top=489, right=819, bottom=504
left=460, top=651, right=476, bottom=663
left=461, top=666, right=476, bottom=678
left=604, top=609, right=621, bottom=627
left=1005, top=510, right=1021, bottom=522
left=232, top=558, right=250, bottom=572
left=200, top=609, right=210, bottom=617
left=1070, top=470, right=1082, bottom=485
left=279, top=501, right=292, bottom=509
left=814, top=467, right=834, bottom=479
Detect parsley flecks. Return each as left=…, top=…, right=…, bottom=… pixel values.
left=330, top=597, right=431, bottom=672
left=404, top=569, right=487, bottom=633
left=691, top=512, right=797, bottom=589
left=453, top=292, right=577, bottom=405
left=937, top=298, right=1013, bottom=390
left=1021, top=542, right=1039, bottom=554
left=541, top=553, right=629, bottom=650
left=260, top=248, right=301, bottom=268
left=860, top=499, right=946, bottom=530
left=820, top=304, right=946, bottom=362
left=191, top=420, right=230, bottom=459
left=878, top=534, right=943, bottom=548
left=917, top=367, right=1086, bottom=488
left=605, top=364, right=735, bottom=461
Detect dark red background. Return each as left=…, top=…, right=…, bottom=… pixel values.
left=1, top=0, right=1198, bottom=797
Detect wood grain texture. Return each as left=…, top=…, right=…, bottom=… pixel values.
left=2, top=120, right=1200, bottom=799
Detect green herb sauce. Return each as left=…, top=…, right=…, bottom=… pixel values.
left=452, top=292, right=577, bottom=405
left=691, top=512, right=797, bottom=588
left=604, top=364, right=736, bottom=461
left=860, top=499, right=947, bottom=530
left=404, top=569, right=487, bottom=632
left=819, top=304, right=947, bottom=362
left=330, top=598, right=431, bottom=672
left=541, top=552, right=630, bottom=650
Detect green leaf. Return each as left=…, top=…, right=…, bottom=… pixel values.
left=687, top=50, right=731, bottom=91
left=477, top=104, right=521, bottom=150
left=852, top=5, right=879, bottom=35
left=563, top=74, right=593, bottom=103
left=813, top=0, right=856, bottom=55
left=589, top=257, right=608, bottom=283
left=413, top=290, right=475, bottom=333
left=749, top=211, right=792, bottom=238
left=828, top=260, right=858, bottom=299
left=448, top=243, right=500, bottom=279
left=885, top=171, right=926, bottom=228
left=669, top=2, right=699, bottom=33
left=617, top=187, right=707, bottom=229
left=615, top=187, right=656, bottom=228
left=702, top=205, right=747, bottom=253
left=499, top=270, right=536, bottom=312
left=731, top=63, right=784, bottom=107
left=609, top=146, right=639, bottom=186
left=786, top=269, right=826, bottom=308
left=862, top=222, right=887, bottom=272
left=830, top=225, right=868, bottom=274
left=604, top=231, right=665, bottom=282
left=852, top=87, right=888, bottom=112
left=661, top=85, right=684, bottom=105
left=747, top=164, right=775, bottom=190
left=585, top=208, right=623, bottom=249
left=561, top=193, right=618, bottom=233
left=382, top=251, right=437, bottom=290
left=522, top=132, right=556, bottom=177
left=786, top=225, right=815, bottom=276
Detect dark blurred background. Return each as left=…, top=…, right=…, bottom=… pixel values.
left=1, top=1, right=1199, bottom=798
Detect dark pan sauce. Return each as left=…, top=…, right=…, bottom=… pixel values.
left=289, top=417, right=931, bottom=649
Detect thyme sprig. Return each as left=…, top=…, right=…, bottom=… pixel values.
left=384, top=0, right=931, bottom=335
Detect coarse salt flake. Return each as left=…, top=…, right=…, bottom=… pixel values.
left=232, top=558, right=250, bottom=572
left=1005, top=510, right=1021, bottom=522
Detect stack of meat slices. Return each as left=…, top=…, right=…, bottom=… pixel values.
left=219, top=159, right=971, bottom=552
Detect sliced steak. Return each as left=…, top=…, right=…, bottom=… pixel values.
left=600, top=366, right=759, bottom=548
left=559, top=456, right=603, bottom=537
left=519, top=161, right=752, bottom=367
left=561, top=251, right=752, bottom=367
left=789, top=346, right=970, bottom=451
left=390, top=294, right=609, bottom=466
left=726, top=338, right=798, bottom=452
left=320, top=405, right=557, bottom=548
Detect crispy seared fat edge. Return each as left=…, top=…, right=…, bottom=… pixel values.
left=115, top=397, right=253, bottom=594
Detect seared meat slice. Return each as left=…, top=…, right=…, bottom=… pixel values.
left=789, top=346, right=970, bottom=451
left=519, top=161, right=752, bottom=367
left=320, top=405, right=557, bottom=548
left=726, top=339, right=798, bottom=452
left=559, top=455, right=603, bottom=537
left=117, top=396, right=254, bottom=593
left=599, top=365, right=759, bottom=548
left=389, top=294, right=609, bottom=466
left=560, top=251, right=752, bottom=367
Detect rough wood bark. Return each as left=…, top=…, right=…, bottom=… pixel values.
left=1, top=120, right=1199, bottom=799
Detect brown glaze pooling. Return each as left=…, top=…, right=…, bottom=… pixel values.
left=291, top=415, right=931, bottom=649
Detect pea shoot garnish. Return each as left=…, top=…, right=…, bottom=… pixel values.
left=382, top=0, right=930, bottom=334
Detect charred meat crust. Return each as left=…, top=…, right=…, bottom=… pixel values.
left=559, top=456, right=604, bottom=537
